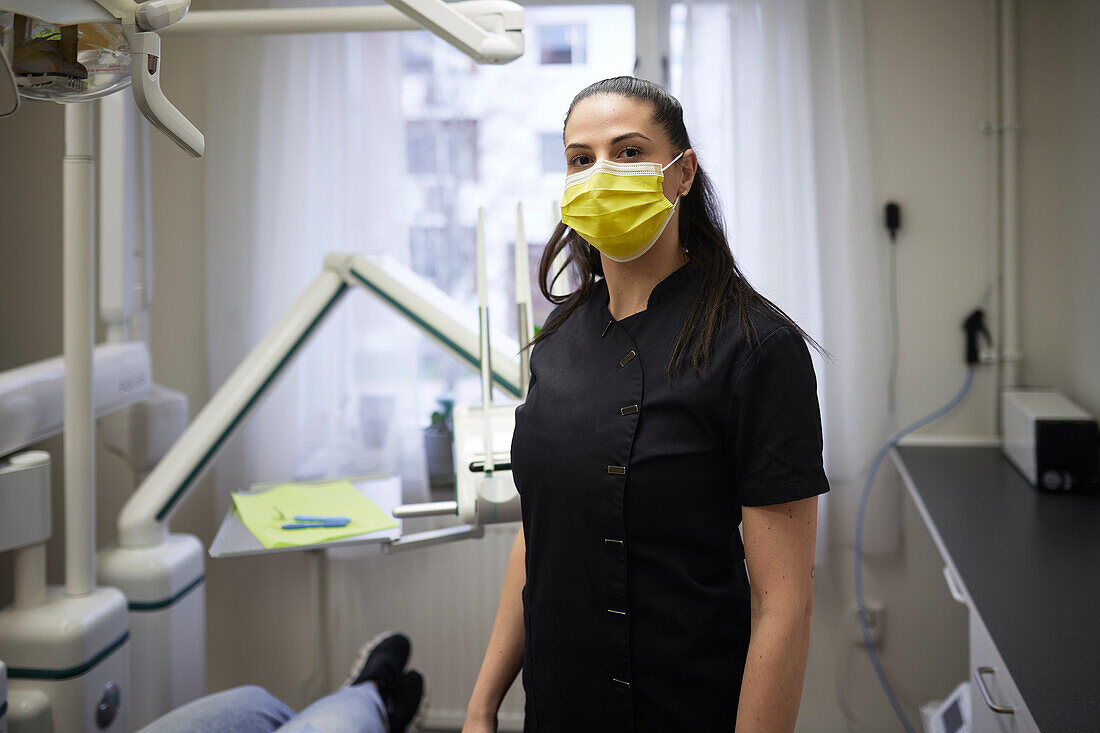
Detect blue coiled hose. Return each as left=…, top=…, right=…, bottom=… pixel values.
left=854, top=367, right=975, bottom=733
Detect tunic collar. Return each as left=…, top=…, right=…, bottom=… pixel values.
left=644, top=260, right=695, bottom=306
left=597, top=260, right=696, bottom=320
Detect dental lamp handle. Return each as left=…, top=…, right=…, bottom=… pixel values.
left=123, top=26, right=205, bottom=157
left=1, top=50, right=19, bottom=118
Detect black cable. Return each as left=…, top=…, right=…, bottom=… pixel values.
left=885, top=202, right=901, bottom=417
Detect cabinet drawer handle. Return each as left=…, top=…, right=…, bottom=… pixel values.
left=973, top=666, right=1015, bottom=715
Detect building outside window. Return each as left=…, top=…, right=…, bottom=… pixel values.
left=539, top=131, right=564, bottom=174
left=409, top=224, right=477, bottom=294
left=538, top=23, right=588, bottom=65
left=405, top=119, right=479, bottom=179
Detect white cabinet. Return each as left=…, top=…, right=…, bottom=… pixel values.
left=896, top=447, right=1098, bottom=733
left=967, top=609, right=1040, bottom=733
left=939, top=563, right=1040, bottom=733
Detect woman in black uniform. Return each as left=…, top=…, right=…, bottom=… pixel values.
left=464, top=77, right=829, bottom=733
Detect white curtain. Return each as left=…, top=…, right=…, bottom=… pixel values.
left=203, top=5, right=425, bottom=511
left=675, top=0, right=890, bottom=557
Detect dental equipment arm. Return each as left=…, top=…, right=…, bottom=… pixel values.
left=162, top=0, right=525, bottom=66
left=515, top=202, right=534, bottom=398
left=341, top=254, right=523, bottom=397
left=117, top=253, right=523, bottom=547
left=388, top=207, right=527, bottom=546
left=382, top=0, right=522, bottom=64
left=476, top=209, right=495, bottom=480
left=2, top=0, right=521, bottom=156
left=124, top=0, right=520, bottom=157
left=125, top=0, right=521, bottom=155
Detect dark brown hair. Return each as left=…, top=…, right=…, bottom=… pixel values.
left=525, top=76, right=824, bottom=383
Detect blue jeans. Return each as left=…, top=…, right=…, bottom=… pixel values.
left=139, top=683, right=389, bottom=733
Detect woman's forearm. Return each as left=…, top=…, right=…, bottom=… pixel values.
left=734, top=604, right=813, bottom=732
left=467, top=526, right=527, bottom=719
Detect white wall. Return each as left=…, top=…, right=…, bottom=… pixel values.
left=807, top=2, right=999, bottom=727
left=1017, top=0, right=1100, bottom=416
left=1, top=0, right=1096, bottom=729
left=867, top=0, right=1002, bottom=442
left=816, top=1, right=1100, bottom=731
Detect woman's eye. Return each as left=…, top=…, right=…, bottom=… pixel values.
left=620, top=147, right=642, bottom=159
left=568, top=154, right=593, bottom=167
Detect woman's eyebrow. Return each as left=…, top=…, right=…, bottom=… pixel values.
left=565, top=132, right=653, bottom=152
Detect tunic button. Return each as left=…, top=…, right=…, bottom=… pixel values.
left=619, top=404, right=639, bottom=415
left=619, top=350, right=636, bottom=367
left=612, top=678, right=632, bottom=689
left=604, top=538, right=624, bottom=548
left=607, top=608, right=627, bottom=616
left=607, top=465, right=626, bottom=475
left=601, top=319, right=613, bottom=337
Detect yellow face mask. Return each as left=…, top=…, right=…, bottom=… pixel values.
left=560, top=152, right=684, bottom=262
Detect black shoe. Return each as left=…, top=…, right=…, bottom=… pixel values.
left=341, top=631, right=411, bottom=707
left=388, top=669, right=427, bottom=733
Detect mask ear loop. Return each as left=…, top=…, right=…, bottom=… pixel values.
left=663, top=151, right=687, bottom=205
left=661, top=150, right=686, bottom=172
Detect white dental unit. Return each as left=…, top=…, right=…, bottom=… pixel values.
left=0, top=1, right=528, bottom=729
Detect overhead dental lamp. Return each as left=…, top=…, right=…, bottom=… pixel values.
left=0, top=0, right=207, bottom=155
left=0, top=0, right=524, bottom=157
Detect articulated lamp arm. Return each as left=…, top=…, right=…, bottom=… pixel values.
left=117, top=268, right=349, bottom=546
left=117, top=253, right=523, bottom=547
left=382, top=0, right=522, bottom=64
left=337, top=253, right=523, bottom=399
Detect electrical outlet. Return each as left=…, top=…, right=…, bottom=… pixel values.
left=849, top=600, right=885, bottom=647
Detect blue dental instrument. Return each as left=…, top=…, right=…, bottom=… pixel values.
left=281, top=518, right=350, bottom=529
left=277, top=510, right=352, bottom=529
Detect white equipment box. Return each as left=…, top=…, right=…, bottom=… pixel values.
left=1002, top=389, right=1098, bottom=491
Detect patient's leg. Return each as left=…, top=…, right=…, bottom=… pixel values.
left=273, top=681, right=388, bottom=733
left=138, top=685, right=294, bottom=733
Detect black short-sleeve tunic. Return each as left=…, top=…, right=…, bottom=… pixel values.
left=510, top=262, right=830, bottom=732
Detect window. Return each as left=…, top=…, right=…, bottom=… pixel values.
left=405, top=120, right=479, bottom=180
left=398, top=5, right=635, bottom=417
left=538, top=24, right=587, bottom=65
left=410, top=225, right=477, bottom=294
left=539, top=132, right=564, bottom=173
